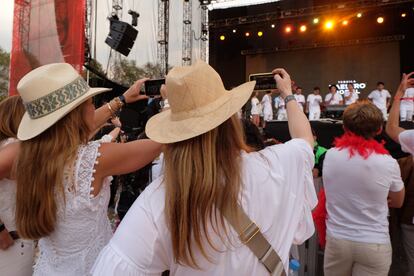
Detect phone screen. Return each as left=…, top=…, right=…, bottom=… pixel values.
left=145, top=79, right=166, bottom=97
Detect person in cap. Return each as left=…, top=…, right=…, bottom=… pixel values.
left=92, top=61, right=317, bottom=275
left=0, top=96, right=35, bottom=276
left=9, top=63, right=162, bottom=276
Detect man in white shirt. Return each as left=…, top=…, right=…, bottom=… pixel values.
left=400, top=87, right=414, bottom=121
left=368, top=81, right=391, bottom=120
left=261, top=90, right=273, bottom=123
left=344, top=83, right=359, bottom=105
left=306, top=87, right=323, bottom=120
left=294, top=87, right=306, bottom=112
left=274, top=95, right=287, bottom=120
left=324, top=85, right=343, bottom=105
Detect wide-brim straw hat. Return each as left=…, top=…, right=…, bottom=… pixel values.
left=146, top=60, right=256, bottom=143
left=17, top=63, right=110, bottom=140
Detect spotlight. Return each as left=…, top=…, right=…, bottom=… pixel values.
left=245, top=32, right=250, bottom=37
left=313, top=18, right=319, bottom=24
left=401, top=13, right=407, bottom=18
left=324, top=20, right=334, bottom=30
left=342, top=20, right=349, bottom=26
left=357, top=12, right=362, bottom=18
left=257, top=31, right=263, bottom=37
left=220, top=35, right=225, bottom=41
left=299, top=25, right=307, bottom=32
left=285, top=26, right=292, bottom=33
left=232, top=29, right=236, bottom=33
left=271, top=24, right=275, bottom=28
left=377, top=16, right=384, bottom=24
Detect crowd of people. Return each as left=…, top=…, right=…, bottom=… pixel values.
left=0, top=60, right=414, bottom=276
left=251, top=80, right=414, bottom=126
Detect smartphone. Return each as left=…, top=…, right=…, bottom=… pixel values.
left=249, top=73, right=276, bottom=90
left=145, top=79, right=165, bottom=97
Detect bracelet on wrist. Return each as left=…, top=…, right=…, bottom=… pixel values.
left=284, top=95, right=296, bottom=105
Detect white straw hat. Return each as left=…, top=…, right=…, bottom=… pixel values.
left=17, top=63, right=110, bottom=140
left=145, top=60, right=256, bottom=143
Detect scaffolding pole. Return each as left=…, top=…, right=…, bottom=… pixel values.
left=157, top=0, right=170, bottom=76
left=182, top=0, right=192, bottom=66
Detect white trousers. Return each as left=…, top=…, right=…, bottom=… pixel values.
left=263, top=112, right=273, bottom=122
left=400, top=106, right=413, bottom=121
left=309, top=110, right=321, bottom=120
left=277, top=110, right=287, bottom=121
left=380, top=108, right=388, bottom=121
left=0, top=239, right=34, bottom=276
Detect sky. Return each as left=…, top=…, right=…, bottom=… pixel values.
left=0, top=0, right=14, bottom=52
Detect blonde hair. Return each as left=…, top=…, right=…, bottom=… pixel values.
left=0, top=96, right=25, bottom=142
left=164, top=115, right=251, bottom=268
left=16, top=104, right=91, bottom=240
left=343, top=100, right=383, bottom=139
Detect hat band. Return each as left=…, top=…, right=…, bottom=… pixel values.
left=170, top=93, right=231, bottom=121
left=24, top=77, right=90, bottom=119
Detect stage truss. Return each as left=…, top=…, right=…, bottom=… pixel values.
left=158, top=0, right=170, bottom=76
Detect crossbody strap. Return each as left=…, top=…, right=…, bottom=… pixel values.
left=223, top=205, right=286, bottom=276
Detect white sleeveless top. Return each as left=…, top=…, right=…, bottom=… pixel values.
left=34, top=141, right=113, bottom=276
left=0, top=138, right=18, bottom=231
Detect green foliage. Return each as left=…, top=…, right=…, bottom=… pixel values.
left=0, top=47, right=10, bottom=97
left=112, top=59, right=165, bottom=86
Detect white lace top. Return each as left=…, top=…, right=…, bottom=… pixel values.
left=34, top=141, right=113, bottom=276
left=0, top=138, right=18, bottom=231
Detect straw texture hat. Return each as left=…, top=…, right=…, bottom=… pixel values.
left=145, top=60, right=256, bottom=143
left=17, top=63, right=110, bottom=140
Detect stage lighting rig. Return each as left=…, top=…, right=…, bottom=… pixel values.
left=128, top=10, right=140, bottom=27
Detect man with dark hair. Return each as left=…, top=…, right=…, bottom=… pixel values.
left=368, top=81, right=391, bottom=120
left=344, top=83, right=359, bottom=105
left=294, top=86, right=306, bottom=112
left=306, top=87, right=323, bottom=120
left=325, top=84, right=343, bottom=106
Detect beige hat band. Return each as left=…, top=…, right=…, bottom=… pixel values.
left=24, top=76, right=90, bottom=119
left=170, top=92, right=232, bottom=121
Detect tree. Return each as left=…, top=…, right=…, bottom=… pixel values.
left=0, top=47, right=10, bottom=97
left=112, top=59, right=166, bottom=86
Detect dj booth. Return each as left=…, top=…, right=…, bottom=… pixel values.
left=264, top=120, right=414, bottom=160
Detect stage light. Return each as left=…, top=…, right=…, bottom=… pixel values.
left=313, top=18, right=319, bottom=24
left=257, top=31, right=263, bottom=37
left=232, top=29, right=236, bottom=33
left=284, top=26, right=292, bottom=33
left=219, top=35, right=225, bottom=41
left=401, top=13, right=407, bottom=18
left=245, top=32, right=250, bottom=37
left=300, top=25, right=307, bottom=32
left=377, top=16, right=384, bottom=24
left=324, top=21, right=334, bottom=30
left=342, top=20, right=349, bottom=26
left=357, top=12, right=362, bottom=18
left=271, top=24, right=275, bottom=28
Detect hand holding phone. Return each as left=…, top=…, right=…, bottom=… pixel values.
left=145, top=79, right=166, bottom=97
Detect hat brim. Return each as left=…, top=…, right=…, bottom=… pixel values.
left=18, top=87, right=111, bottom=141
left=145, top=81, right=256, bottom=144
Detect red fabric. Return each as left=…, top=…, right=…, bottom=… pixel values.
left=312, top=132, right=389, bottom=248
left=9, top=0, right=85, bottom=95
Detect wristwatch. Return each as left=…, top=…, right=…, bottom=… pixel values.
left=284, top=95, right=296, bottom=105
left=118, top=95, right=127, bottom=105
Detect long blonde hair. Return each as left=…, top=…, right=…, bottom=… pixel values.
left=0, top=95, right=25, bottom=142
left=164, top=115, right=251, bottom=267
left=16, top=104, right=91, bottom=240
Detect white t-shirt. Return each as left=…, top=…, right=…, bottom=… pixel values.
left=400, top=88, right=414, bottom=109
left=294, top=94, right=306, bottom=111
left=261, top=94, right=273, bottom=115
left=251, top=97, right=261, bottom=115
left=323, top=148, right=404, bottom=244
left=368, top=89, right=391, bottom=110
left=274, top=96, right=285, bottom=110
left=344, top=90, right=359, bottom=105
left=324, top=93, right=343, bottom=105
left=307, top=94, right=322, bottom=112
left=92, top=139, right=317, bottom=276
left=399, top=130, right=414, bottom=155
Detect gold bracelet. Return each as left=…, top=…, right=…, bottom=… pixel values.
left=111, top=97, right=124, bottom=110
left=107, top=103, right=116, bottom=118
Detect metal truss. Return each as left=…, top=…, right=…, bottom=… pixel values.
left=182, top=0, right=193, bottom=65
left=158, top=0, right=170, bottom=76
left=200, top=3, right=209, bottom=62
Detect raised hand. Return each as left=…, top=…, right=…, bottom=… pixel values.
left=123, top=78, right=150, bottom=104
left=272, top=68, right=293, bottom=99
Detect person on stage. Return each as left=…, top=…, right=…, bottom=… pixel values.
left=306, top=87, right=323, bottom=120
left=10, top=63, right=162, bottom=276
left=274, top=93, right=287, bottom=120
left=399, top=86, right=414, bottom=121
left=0, top=96, right=35, bottom=276
left=368, top=81, right=391, bottom=120
left=261, top=90, right=273, bottom=125
left=92, top=61, right=317, bottom=276
left=250, top=91, right=261, bottom=126
left=324, top=100, right=404, bottom=276
left=344, top=83, right=359, bottom=105
left=324, top=84, right=343, bottom=106
left=294, top=86, right=306, bottom=112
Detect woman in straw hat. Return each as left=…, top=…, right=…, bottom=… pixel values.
left=0, top=96, right=35, bottom=276
left=92, top=61, right=317, bottom=275
left=8, top=63, right=162, bottom=276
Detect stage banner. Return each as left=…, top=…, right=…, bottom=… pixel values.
left=9, top=0, right=85, bottom=95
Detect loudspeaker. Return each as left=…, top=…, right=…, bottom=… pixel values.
left=105, top=19, right=138, bottom=56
